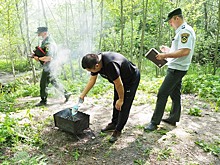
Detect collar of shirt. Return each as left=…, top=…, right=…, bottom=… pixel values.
left=175, top=22, right=187, bottom=34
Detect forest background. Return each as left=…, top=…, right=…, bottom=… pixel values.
left=0, top=0, right=220, bottom=164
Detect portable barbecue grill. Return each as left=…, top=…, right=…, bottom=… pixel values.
left=53, top=108, right=90, bottom=134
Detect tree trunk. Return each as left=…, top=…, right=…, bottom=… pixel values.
left=204, top=2, right=208, bottom=35
left=130, top=0, right=134, bottom=61
left=99, top=0, right=104, bottom=51
left=213, top=0, right=220, bottom=75
left=120, top=0, right=124, bottom=53
left=45, top=1, right=63, bottom=39
left=91, top=0, right=94, bottom=50
left=24, top=0, right=37, bottom=84
left=15, top=1, right=28, bottom=57
left=139, top=0, right=148, bottom=71
left=156, top=0, right=165, bottom=77
left=41, top=0, right=48, bottom=27
left=7, top=2, right=15, bottom=78
left=84, top=0, right=89, bottom=51
left=68, top=0, right=77, bottom=80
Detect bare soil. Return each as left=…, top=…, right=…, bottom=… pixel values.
left=7, top=92, right=220, bottom=164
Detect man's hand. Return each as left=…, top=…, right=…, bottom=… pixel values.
left=156, top=53, right=166, bottom=60
left=113, top=76, right=124, bottom=111
left=33, top=56, right=39, bottom=61
left=115, top=98, right=123, bottom=111
left=79, top=96, right=84, bottom=103
left=160, top=45, right=170, bottom=53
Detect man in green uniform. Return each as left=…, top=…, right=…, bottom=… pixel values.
left=33, top=27, right=71, bottom=106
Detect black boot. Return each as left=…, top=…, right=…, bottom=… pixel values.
left=109, top=130, right=121, bottom=143
left=101, top=123, right=116, bottom=132
left=35, top=99, right=47, bottom=107
left=162, top=118, right=176, bottom=126
left=144, top=123, right=157, bottom=131
left=64, top=92, right=72, bottom=103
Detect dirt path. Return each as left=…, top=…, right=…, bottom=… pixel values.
left=11, top=93, right=220, bottom=164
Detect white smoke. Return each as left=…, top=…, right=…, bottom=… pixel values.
left=49, top=45, right=71, bottom=78
left=41, top=1, right=101, bottom=98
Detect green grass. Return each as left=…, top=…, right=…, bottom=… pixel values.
left=0, top=115, right=18, bottom=146
left=0, top=61, right=219, bottom=164
left=182, top=74, right=220, bottom=107
left=188, top=107, right=202, bottom=117
left=0, top=59, right=33, bottom=73
left=157, top=148, right=173, bottom=160
left=195, top=140, right=220, bottom=157
left=1, top=151, right=47, bottom=165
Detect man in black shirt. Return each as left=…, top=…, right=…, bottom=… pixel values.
left=80, top=52, right=140, bottom=143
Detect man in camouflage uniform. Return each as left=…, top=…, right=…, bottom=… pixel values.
left=33, top=27, right=71, bottom=106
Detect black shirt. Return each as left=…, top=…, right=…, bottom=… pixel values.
left=91, top=52, right=137, bottom=85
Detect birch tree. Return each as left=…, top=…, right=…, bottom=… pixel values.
left=24, top=0, right=37, bottom=84
left=213, top=0, right=220, bottom=75
left=139, top=0, right=148, bottom=71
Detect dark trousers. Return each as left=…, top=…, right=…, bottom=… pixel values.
left=151, top=68, right=187, bottom=125
left=40, top=69, right=66, bottom=101
left=111, top=69, right=140, bottom=131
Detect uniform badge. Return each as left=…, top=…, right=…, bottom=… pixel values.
left=181, top=33, right=190, bottom=43
left=45, top=44, right=49, bottom=52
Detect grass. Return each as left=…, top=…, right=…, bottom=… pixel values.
left=188, top=107, right=202, bottom=117
left=0, top=62, right=219, bottom=164
left=0, top=59, right=34, bottom=73
left=156, top=128, right=169, bottom=135
left=1, top=151, right=47, bottom=165
left=157, top=148, right=173, bottom=160
left=182, top=74, right=220, bottom=107
left=71, top=150, right=80, bottom=161
left=195, top=140, right=220, bottom=157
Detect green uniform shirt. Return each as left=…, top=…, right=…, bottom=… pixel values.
left=41, top=36, right=57, bottom=57
left=40, top=35, right=57, bottom=68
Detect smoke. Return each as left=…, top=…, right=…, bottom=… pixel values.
left=70, top=3, right=100, bottom=57
left=46, top=45, right=71, bottom=97
left=44, top=1, right=101, bottom=98
left=49, top=45, right=71, bottom=78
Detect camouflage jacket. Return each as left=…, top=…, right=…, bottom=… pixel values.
left=40, top=35, right=57, bottom=67
left=41, top=35, right=57, bottom=57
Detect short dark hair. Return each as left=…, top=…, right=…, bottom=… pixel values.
left=82, top=54, right=99, bottom=69
left=174, top=14, right=183, bottom=20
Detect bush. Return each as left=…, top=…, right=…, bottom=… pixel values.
left=0, top=115, right=18, bottom=146
left=182, top=74, right=220, bottom=106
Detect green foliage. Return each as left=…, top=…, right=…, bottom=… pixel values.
left=0, top=60, right=31, bottom=73
left=72, top=150, right=80, bottom=161
left=157, top=148, right=172, bottom=160
left=0, top=97, right=16, bottom=113
left=0, top=115, right=18, bottom=146
left=88, top=77, right=113, bottom=97
left=195, top=140, right=220, bottom=157
left=156, top=128, right=169, bottom=135
left=5, top=151, right=47, bottom=165
left=0, top=77, right=38, bottom=113
left=138, top=75, right=163, bottom=93
left=188, top=107, right=202, bottom=117
left=136, top=124, right=145, bottom=130
left=16, top=84, right=39, bottom=97
left=99, top=132, right=107, bottom=137
left=134, top=159, right=145, bottom=165
left=182, top=74, right=220, bottom=106
left=144, top=147, right=152, bottom=157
